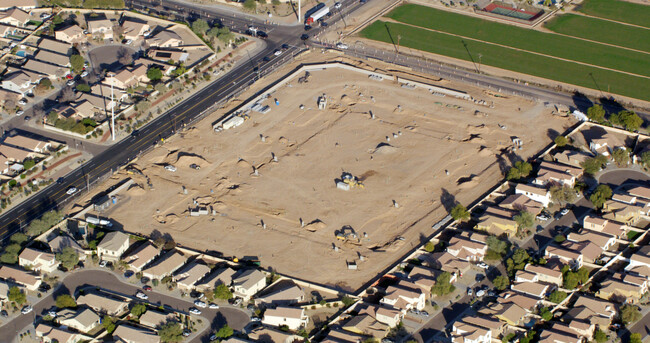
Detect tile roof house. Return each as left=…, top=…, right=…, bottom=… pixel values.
left=37, top=38, right=71, bottom=55
left=54, top=24, right=85, bottom=43
left=423, top=251, right=471, bottom=277
left=567, top=296, right=616, bottom=328
left=628, top=186, right=650, bottom=200
left=597, top=273, right=648, bottom=304
left=357, top=303, right=402, bottom=327
left=0, top=143, right=38, bottom=162
left=589, top=134, right=625, bottom=157
left=97, top=231, right=130, bottom=262
left=510, top=281, right=554, bottom=299
left=142, top=249, right=187, bottom=280
left=533, top=161, right=582, bottom=188
left=122, top=241, right=160, bottom=272
left=0, top=265, right=41, bottom=291
left=481, top=302, right=527, bottom=326
left=602, top=200, right=642, bottom=225
left=446, top=231, right=488, bottom=262
left=76, top=292, right=128, bottom=316
left=262, top=306, right=308, bottom=330
left=499, top=193, right=544, bottom=215
left=23, top=59, right=65, bottom=79
left=341, top=314, right=388, bottom=339
left=1, top=69, right=42, bottom=95
left=625, top=247, right=650, bottom=279
left=195, top=266, right=236, bottom=292
left=562, top=241, right=602, bottom=264
left=48, top=235, right=87, bottom=260
left=0, top=7, right=31, bottom=27
left=146, top=30, right=183, bottom=47
left=538, top=322, right=583, bottom=343
left=255, top=282, right=305, bottom=308
left=553, top=150, right=594, bottom=168
left=121, top=17, right=150, bottom=40
left=173, top=261, right=210, bottom=291
left=524, top=263, right=563, bottom=286
left=3, top=134, right=53, bottom=154
left=139, top=310, right=177, bottom=329
left=34, top=49, right=70, bottom=67
left=475, top=206, right=518, bottom=237
left=35, top=323, right=90, bottom=343
left=147, top=48, right=188, bottom=64
left=545, top=245, right=583, bottom=270
left=232, top=269, right=267, bottom=300
left=104, top=65, right=149, bottom=89
left=322, top=328, right=366, bottom=343
left=451, top=320, right=492, bottom=343
left=86, top=17, right=113, bottom=39
left=56, top=308, right=101, bottom=333
left=497, top=290, right=540, bottom=313
left=515, top=183, right=552, bottom=207
left=0, top=0, right=37, bottom=10
left=408, top=265, right=455, bottom=294
left=457, top=315, right=504, bottom=338
left=380, top=280, right=426, bottom=312
left=567, top=229, right=617, bottom=251
left=18, top=247, right=58, bottom=273
left=582, top=216, right=629, bottom=238
left=113, top=324, right=160, bottom=343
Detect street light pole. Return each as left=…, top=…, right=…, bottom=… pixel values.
left=110, top=73, right=115, bottom=141
left=298, top=0, right=301, bottom=24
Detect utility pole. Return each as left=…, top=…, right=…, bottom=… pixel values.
left=298, top=0, right=301, bottom=23
left=397, top=34, right=401, bottom=53
left=477, top=53, right=482, bottom=73
left=109, top=72, right=115, bottom=141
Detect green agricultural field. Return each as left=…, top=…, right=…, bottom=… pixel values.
left=545, top=14, right=650, bottom=52
left=360, top=21, right=650, bottom=101
left=384, top=4, right=650, bottom=78
left=578, top=0, right=650, bottom=28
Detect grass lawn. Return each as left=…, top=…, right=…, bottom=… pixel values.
left=545, top=14, right=650, bottom=52
left=384, top=4, right=650, bottom=78
left=627, top=230, right=641, bottom=241
left=578, top=0, right=650, bottom=28
left=360, top=21, right=650, bottom=102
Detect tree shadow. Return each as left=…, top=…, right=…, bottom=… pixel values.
left=440, top=188, right=456, bottom=213
left=547, top=128, right=560, bottom=141
left=571, top=91, right=593, bottom=113
left=599, top=96, right=626, bottom=116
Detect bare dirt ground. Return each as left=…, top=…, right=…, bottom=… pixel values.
left=87, top=54, right=573, bottom=291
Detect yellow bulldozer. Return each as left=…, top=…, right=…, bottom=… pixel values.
left=341, top=172, right=364, bottom=189
left=336, top=226, right=360, bottom=244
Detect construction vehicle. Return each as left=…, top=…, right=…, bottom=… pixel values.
left=335, top=225, right=360, bottom=244
left=341, top=172, right=364, bottom=189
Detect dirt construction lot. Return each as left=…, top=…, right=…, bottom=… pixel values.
left=97, top=61, right=573, bottom=291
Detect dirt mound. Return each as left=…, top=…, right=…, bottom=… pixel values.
left=127, top=183, right=146, bottom=196
left=340, top=94, right=356, bottom=106
left=457, top=175, right=480, bottom=189
left=477, top=146, right=494, bottom=157
left=466, top=124, right=489, bottom=135
left=462, top=134, right=487, bottom=145
left=304, top=219, right=326, bottom=232
left=278, top=136, right=295, bottom=147
left=194, top=196, right=215, bottom=205
left=154, top=213, right=179, bottom=224
left=164, top=151, right=208, bottom=167
left=373, top=142, right=398, bottom=154
left=236, top=159, right=250, bottom=168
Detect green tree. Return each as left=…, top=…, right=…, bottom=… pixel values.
left=131, top=303, right=147, bottom=317
left=47, top=111, right=59, bottom=125
left=486, top=235, right=508, bottom=260
left=548, top=290, right=567, bottom=303
left=56, top=246, right=80, bottom=271
left=590, top=184, right=613, bottom=209
left=550, top=185, right=577, bottom=205
left=214, top=324, right=234, bottom=339
left=610, top=110, right=643, bottom=131
left=539, top=307, right=552, bottom=321
left=593, top=328, right=607, bottom=343
left=581, top=155, right=608, bottom=175
left=10, top=232, right=28, bottom=244
left=514, top=211, right=534, bottom=229
left=554, top=234, right=566, bottom=243
left=55, top=294, right=77, bottom=308
left=75, top=83, right=90, bottom=92
left=587, top=104, right=606, bottom=123
left=147, top=67, right=163, bottom=82
left=611, top=148, right=630, bottom=167
left=492, top=275, right=509, bottom=290
left=506, top=161, right=532, bottom=181
left=158, top=321, right=183, bottom=342
left=26, top=210, right=63, bottom=236
left=424, top=242, right=435, bottom=253
left=191, top=19, right=209, bottom=35
left=70, top=54, right=84, bottom=74
left=102, top=315, right=116, bottom=334
left=341, top=296, right=356, bottom=307
left=243, top=0, right=257, bottom=11
left=640, top=151, right=650, bottom=169
left=213, top=283, right=233, bottom=300
left=629, top=333, right=642, bottom=343
left=450, top=204, right=470, bottom=222
left=430, top=272, right=455, bottom=296
left=554, top=135, right=568, bottom=147
left=8, top=286, right=26, bottom=305
left=620, top=304, right=641, bottom=324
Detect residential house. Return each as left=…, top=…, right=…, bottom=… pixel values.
left=248, top=326, right=305, bottom=343
left=567, top=229, right=617, bottom=251
left=56, top=308, right=101, bottom=333
left=173, top=261, right=210, bottom=291
left=567, top=296, right=616, bottom=328
left=515, top=183, right=552, bottom=207
left=534, top=161, right=582, bottom=188
left=563, top=241, right=602, bottom=264
left=147, top=49, right=188, bottom=64
left=147, top=30, right=183, bottom=47
left=408, top=265, right=455, bottom=294
left=72, top=100, right=97, bottom=118
left=524, top=263, right=563, bottom=286
left=545, top=245, right=583, bottom=270
left=18, top=247, right=58, bottom=273
left=380, top=280, right=426, bottom=312
left=37, top=38, right=71, bottom=55
left=566, top=320, right=595, bottom=341
left=457, top=315, right=504, bottom=339
left=553, top=150, right=593, bottom=168
left=121, top=17, right=149, bottom=40
left=0, top=7, right=31, bottom=27
left=232, top=269, right=267, bottom=300
left=583, top=216, right=629, bottom=238
left=96, top=231, right=130, bottom=262
left=597, top=273, right=648, bottom=303
left=104, top=64, right=149, bottom=89
left=0, top=280, right=10, bottom=305
left=625, top=247, right=650, bottom=279
left=195, top=266, right=236, bottom=292
left=3, top=134, right=54, bottom=154
left=357, top=304, right=402, bottom=327
left=341, top=314, right=388, bottom=339
left=35, top=323, right=90, bottom=343
left=86, top=17, right=113, bottom=40
left=23, top=59, right=64, bottom=79
left=122, top=241, right=159, bottom=272
left=0, top=143, right=39, bottom=163
left=422, top=251, right=471, bottom=277
left=76, top=292, right=128, bottom=316
left=322, top=329, right=366, bottom=343
left=499, top=193, right=544, bottom=215
left=255, top=282, right=305, bottom=308
left=589, top=134, right=625, bottom=157
left=628, top=186, right=650, bottom=201
left=603, top=200, right=642, bottom=224
left=48, top=235, right=87, bottom=260
left=0, top=265, right=41, bottom=291
left=0, top=0, right=37, bottom=10
left=497, top=290, right=541, bottom=313
left=510, top=281, right=553, bottom=299
left=481, top=302, right=527, bottom=326
left=262, top=306, right=308, bottom=330
left=141, top=249, right=187, bottom=280
left=77, top=91, right=118, bottom=112
left=451, top=320, right=491, bottom=343
left=0, top=22, right=27, bottom=37
left=139, top=310, right=177, bottom=329
left=475, top=206, right=518, bottom=237
left=1, top=69, right=42, bottom=95
left=113, top=324, right=160, bottom=343
left=446, top=231, right=488, bottom=262
left=612, top=193, right=637, bottom=205
left=538, top=322, right=583, bottom=343
left=34, top=50, right=70, bottom=67
left=55, top=24, right=85, bottom=43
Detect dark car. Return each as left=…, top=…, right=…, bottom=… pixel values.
left=124, top=270, right=134, bottom=278
left=300, top=34, right=309, bottom=41
left=190, top=163, right=200, bottom=170
left=257, top=31, right=267, bottom=39
left=143, top=285, right=152, bottom=291
left=0, top=310, right=7, bottom=317
left=56, top=177, right=65, bottom=184
left=38, top=283, right=51, bottom=292
left=132, top=130, right=140, bottom=137
left=281, top=43, right=289, bottom=50
left=304, top=25, right=312, bottom=31
left=24, top=116, right=31, bottom=121
left=263, top=56, right=271, bottom=62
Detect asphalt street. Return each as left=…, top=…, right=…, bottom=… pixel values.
left=2, top=269, right=249, bottom=343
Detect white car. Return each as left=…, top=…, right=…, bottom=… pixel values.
left=164, top=165, right=177, bottom=172
left=334, top=2, right=342, bottom=8
left=67, top=80, right=75, bottom=86
left=273, top=50, right=282, bottom=56
left=208, top=303, right=219, bottom=309
left=21, top=306, right=33, bottom=314
left=99, top=260, right=108, bottom=268
left=477, top=262, right=489, bottom=270
left=125, top=39, right=133, bottom=45
left=66, top=187, right=77, bottom=195
left=189, top=307, right=201, bottom=315
left=16, top=110, right=24, bottom=116
left=40, top=13, right=51, bottom=19
left=194, top=300, right=207, bottom=308
left=81, top=71, right=89, bottom=78
left=336, top=42, right=348, bottom=49
left=18, top=99, right=27, bottom=105
left=476, top=289, right=486, bottom=297
left=136, top=292, right=149, bottom=300
left=251, top=317, right=261, bottom=322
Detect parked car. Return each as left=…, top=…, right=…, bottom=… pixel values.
left=18, top=98, right=27, bottom=105
left=164, top=165, right=177, bottom=172
left=421, top=311, right=429, bottom=317
left=560, top=208, right=570, bottom=216
left=66, top=187, right=78, bottom=195
left=334, top=2, right=342, bottom=8
left=300, top=34, right=309, bottom=40
left=99, top=260, right=108, bottom=268
left=281, top=43, right=289, bottom=50
left=67, top=80, right=75, bottom=86
left=536, top=213, right=550, bottom=221
left=21, top=306, right=33, bottom=314
left=476, top=289, right=486, bottom=297
left=233, top=298, right=242, bottom=306
left=467, top=288, right=473, bottom=296
left=143, top=285, right=152, bottom=291
left=336, top=42, right=348, bottom=49
left=183, top=329, right=191, bottom=337
left=48, top=307, right=57, bottom=317
left=136, top=291, right=148, bottom=300
left=40, top=13, right=52, bottom=19
left=81, top=71, right=89, bottom=78
left=189, top=307, right=201, bottom=315
left=190, top=164, right=200, bottom=170
left=274, top=49, right=282, bottom=56
left=24, top=116, right=31, bottom=121
left=209, top=303, right=219, bottom=309
left=477, top=262, right=489, bottom=270
left=251, top=317, right=261, bottom=322
left=194, top=300, right=207, bottom=308
left=0, top=310, right=8, bottom=317
left=16, top=110, right=24, bottom=116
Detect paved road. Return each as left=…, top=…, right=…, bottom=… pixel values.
left=3, top=269, right=249, bottom=343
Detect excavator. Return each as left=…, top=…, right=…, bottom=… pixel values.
left=335, top=225, right=360, bottom=244
left=341, top=172, right=364, bottom=189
